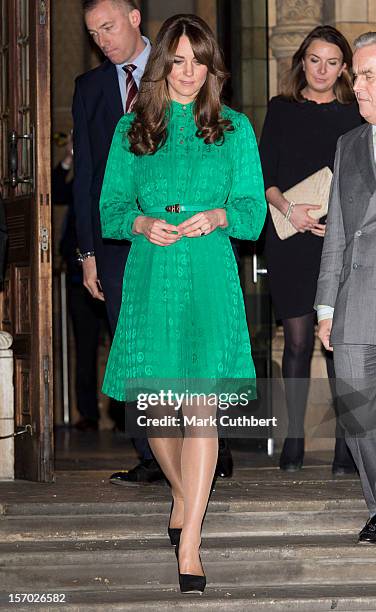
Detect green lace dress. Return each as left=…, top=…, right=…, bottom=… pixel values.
left=100, top=101, right=266, bottom=401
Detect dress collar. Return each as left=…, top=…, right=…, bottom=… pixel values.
left=169, top=100, right=195, bottom=118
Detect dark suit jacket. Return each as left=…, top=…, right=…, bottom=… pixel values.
left=315, top=123, right=376, bottom=345
left=72, top=59, right=124, bottom=253
left=0, top=194, right=7, bottom=284
left=72, top=60, right=130, bottom=331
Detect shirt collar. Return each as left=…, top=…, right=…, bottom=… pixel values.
left=115, top=36, right=151, bottom=74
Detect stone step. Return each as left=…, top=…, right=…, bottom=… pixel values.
left=0, top=535, right=370, bottom=564
left=1, top=536, right=375, bottom=591
left=3, top=584, right=376, bottom=611
left=0, top=470, right=368, bottom=609
left=0, top=495, right=367, bottom=516
left=0, top=509, right=367, bottom=542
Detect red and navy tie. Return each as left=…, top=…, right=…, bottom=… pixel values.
left=122, top=64, right=138, bottom=113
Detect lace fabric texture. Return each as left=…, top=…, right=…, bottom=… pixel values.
left=99, top=101, right=267, bottom=401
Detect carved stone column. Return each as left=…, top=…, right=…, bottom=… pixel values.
left=0, top=331, right=14, bottom=479
left=270, top=0, right=324, bottom=91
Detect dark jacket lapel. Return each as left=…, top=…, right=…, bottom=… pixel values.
left=101, top=60, right=123, bottom=122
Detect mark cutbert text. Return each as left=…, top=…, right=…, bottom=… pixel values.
left=137, top=415, right=278, bottom=427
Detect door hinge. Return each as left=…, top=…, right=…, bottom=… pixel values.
left=40, top=227, right=49, bottom=253
left=39, top=1, right=47, bottom=25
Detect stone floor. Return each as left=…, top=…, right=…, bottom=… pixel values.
left=0, top=429, right=364, bottom=509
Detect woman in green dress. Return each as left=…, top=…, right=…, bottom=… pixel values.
left=100, top=14, right=266, bottom=594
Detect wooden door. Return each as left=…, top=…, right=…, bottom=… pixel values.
left=0, top=0, right=53, bottom=481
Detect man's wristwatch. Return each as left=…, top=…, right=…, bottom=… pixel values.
left=76, top=249, right=95, bottom=263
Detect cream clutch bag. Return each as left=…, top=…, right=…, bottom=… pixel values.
left=269, top=166, right=333, bottom=240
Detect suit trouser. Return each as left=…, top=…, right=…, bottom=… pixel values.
left=94, top=224, right=152, bottom=461
left=67, top=283, right=102, bottom=421
left=333, top=344, right=376, bottom=516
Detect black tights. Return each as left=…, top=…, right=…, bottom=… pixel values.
left=282, top=313, right=316, bottom=437
left=281, top=313, right=351, bottom=464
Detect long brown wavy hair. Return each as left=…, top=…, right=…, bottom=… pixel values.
left=282, top=25, right=355, bottom=104
left=128, top=14, right=233, bottom=156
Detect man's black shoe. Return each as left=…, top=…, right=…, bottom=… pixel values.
left=358, top=515, right=376, bottom=543
left=216, top=438, right=233, bottom=478
left=109, top=459, right=164, bottom=485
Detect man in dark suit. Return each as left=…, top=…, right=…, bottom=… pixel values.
left=72, top=0, right=163, bottom=483
left=73, top=0, right=233, bottom=483
left=316, top=31, right=376, bottom=543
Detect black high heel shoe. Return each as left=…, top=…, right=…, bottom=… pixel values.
left=168, top=500, right=182, bottom=547
left=175, top=543, right=206, bottom=594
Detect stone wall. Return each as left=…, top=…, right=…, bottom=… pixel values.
left=52, top=0, right=88, bottom=151
left=143, top=0, right=216, bottom=42
left=240, top=0, right=268, bottom=136
left=325, top=0, right=376, bottom=45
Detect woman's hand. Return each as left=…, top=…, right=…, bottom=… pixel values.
left=133, top=216, right=181, bottom=246
left=289, top=204, right=321, bottom=233
left=310, top=222, right=326, bottom=238
left=177, top=208, right=227, bottom=238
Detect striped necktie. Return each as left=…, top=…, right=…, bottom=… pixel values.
left=122, top=64, right=138, bottom=113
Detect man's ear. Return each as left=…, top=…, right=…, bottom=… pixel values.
left=129, top=9, right=141, bottom=29
left=339, top=62, right=347, bottom=77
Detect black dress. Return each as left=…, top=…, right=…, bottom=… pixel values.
left=259, top=95, right=362, bottom=320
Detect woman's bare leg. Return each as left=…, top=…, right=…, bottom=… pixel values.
left=178, top=400, right=218, bottom=575
left=147, top=436, right=184, bottom=527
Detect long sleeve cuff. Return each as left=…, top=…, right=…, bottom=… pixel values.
left=316, top=305, right=334, bottom=322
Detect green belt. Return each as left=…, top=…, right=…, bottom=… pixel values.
left=143, top=204, right=206, bottom=213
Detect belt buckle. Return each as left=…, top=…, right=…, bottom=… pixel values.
left=165, top=204, right=180, bottom=213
